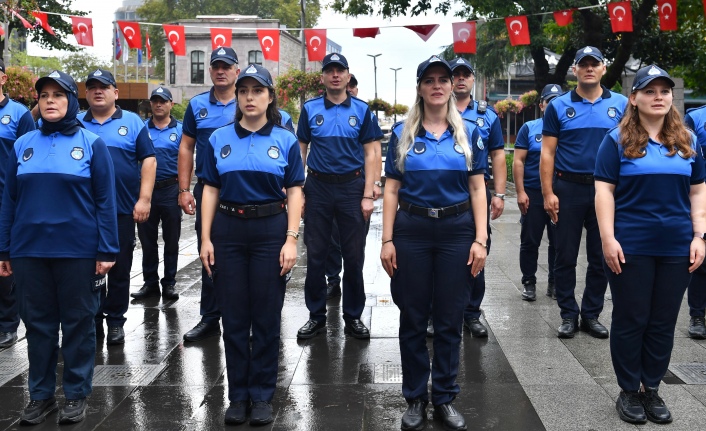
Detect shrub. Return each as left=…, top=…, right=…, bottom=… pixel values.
left=5, top=66, right=38, bottom=107
left=493, top=99, right=524, bottom=118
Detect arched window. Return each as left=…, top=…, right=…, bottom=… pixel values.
left=248, top=50, right=263, bottom=65
left=191, top=51, right=205, bottom=84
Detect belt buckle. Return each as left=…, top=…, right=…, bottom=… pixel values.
left=428, top=208, right=440, bottom=218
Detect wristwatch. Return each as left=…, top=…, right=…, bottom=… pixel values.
left=493, top=193, right=506, bottom=201
left=374, top=181, right=383, bottom=187
left=694, top=232, right=706, bottom=242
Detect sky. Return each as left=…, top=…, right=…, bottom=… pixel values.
left=27, top=0, right=467, bottom=111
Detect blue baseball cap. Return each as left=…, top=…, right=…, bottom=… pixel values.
left=210, top=47, right=238, bottom=65
left=574, top=46, right=604, bottom=64
left=35, top=70, right=78, bottom=96
left=237, top=63, right=274, bottom=87
left=540, top=84, right=562, bottom=101
left=86, top=69, right=117, bottom=87
left=322, top=53, right=349, bottom=71
left=416, top=55, right=453, bottom=84
left=631, top=65, right=675, bottom=92
left=150, top=86, right=173, bottom=101
left=449, top=58, right=474, bottom=75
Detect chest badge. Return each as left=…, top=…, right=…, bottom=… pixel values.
left=315, top=114, right=324, bottom=126
left=267, top=146, right=280, bottom=159
left=476, top=118, right=484, bottom=128
left=118, top=126, right=128, bottom=136
left=454, top=143, right=464, bottom=154
left=476, top=136, right=484, bottom=151
left=169, top=133, right=178, bottom=142
left=221, top=145, right=231, bottom=159
left=413, top=141, right=426, bottom=154
left=71, top=147, right=84, bottom=160
left=22, top=148, right=33, bottom=162
left=0, top=115, right=10, bottom=125
left=608, top=107, right=617, bottom=118
left=348, top=116, right=358, bottom=127
left=199, top=108, right=208, bottom=119
left=566, top=107, right=576, bottom=118
left=535, top=134, right=542, bottom=143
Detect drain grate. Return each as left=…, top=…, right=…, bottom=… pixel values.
left=169, top=297, right=199, bottom=309
left=0, top=359, right=29, bottom=386
left=92, top=364, right=166, bottom=386
left=376, top=296, right=395, bottom=307
left=373, top=364, right=403, bottom=383
left=668, top=363, right=706, bottom=384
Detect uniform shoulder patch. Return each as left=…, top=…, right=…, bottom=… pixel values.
left=22, top=148, right=33, bottom=162
left=220, top=145, right=231, bottom=158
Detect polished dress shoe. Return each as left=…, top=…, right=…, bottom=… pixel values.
left=557, top=318, right=578, bottom=338
left=0, top=331, right=18, bottom=348
left=463, top=318, right=488, bottom=338
left=224, top=400, right=250, bottom=425
left=58, top=398, right=87, bottom=424
left=401, top=398, right=427, bottom=430
left=326, top=282, right=341, bottom=300
left=641, top=387, right=672, bottom=424
left=580, top=318, right=609, bottom=339
left=183, top=321, right=221, bottom=342
left=688, top=316, right=706, bottom=339
left=107, top=326, right=125, bottom=345
left=20, top=398, right=58, bottom=425
left=426, top=318, right=434, bottom=338
left=433, top=402, right=466, bottom=430
left=297, top=319, right=326, bottom=339
left=616, top=390, right=646, bottom=424
left=250, top=401, right=274, bottom=425
left=521, top=283, right=536, bottom=301
left=130, top=283, right=160, bottom=299
left=161, top=284, right=179, bottom=300
left=546, top=281, right=556, bottom=299
left=344, top=319, right=370, bottom=339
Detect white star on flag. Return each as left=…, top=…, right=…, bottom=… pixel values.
left=515, top=31, right=520, bottom=35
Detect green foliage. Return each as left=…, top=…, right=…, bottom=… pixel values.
left=60, top=52, right=111, bottom=82
left=1, top=1, right=87, bottom=54
left=493, top=99, right=524, bottom=118
left=4, top=66, right=38, bottom=107
left=275, top=68, right=324, bottom=106
left=505, top=152, right=514, bottom=183
left=10, top=51, right=61, bottom=77
left=390, top=103, right=409, bottom=117
left=368, top=98, right=392, bottom=115
left=278, top=97, right=301, bottom=125
left=519, top=90, right=538, bottom=107
left=171, top=98, right=189, bottom=121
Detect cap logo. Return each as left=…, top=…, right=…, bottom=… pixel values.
left=583, top=47, right=593, bottom=53
left=331, top=54, right=340, bottom=61
left=94, top=70, right=102, bottom=76
left=156, top=87, right=164, bottom=93
left=648, top=66, right=661, bottom=76
left=217, top=48, right=226, bottom=55
left=48, top=71, right=60, bottom=78
left=457, top=59, right=465, bottom=63
left=429, top=56, right=441, bottom=62
left=551, top=85, right=559, bottom=92
left=246, top=65, right=257, bottom=74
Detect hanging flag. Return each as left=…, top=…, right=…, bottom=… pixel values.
left=70, top=16, right=93, bottom=46
left=404, top=25, right=439, bottom=42
left=114, top=28, right=122, bottom=60
left=657, top=0, right=677, bottom=31
left=353, top=28, right=380, bottom=38
left=31, top=11, right=55, bottom=36
left=123, top=43, right=129, bottom=65
left=145, top=32, right=151, bottom=60
left=608, top=1, right=633, bottom=33
left=163, top=24, right=186, bottom=56
left=505, top=16, right=530, bottom=46
left=553, top=9, right=575, bottom=27
left=0, top=27, right=4, bottom=37
left=304, top=29, right=326, bottom=62
left=137, top=49, right=143, bottom=66
left=12, top=11, right=33, bottom=29
left=118, top=20, right=142, bottom=49
left=210, top=28, right=232, bottom=50
left=452, top=22, right=476, bottom=54
left=257, top=29, right=280, bottom=61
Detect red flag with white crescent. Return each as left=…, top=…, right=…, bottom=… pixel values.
left=210, top=28, right=232, bottom=50
left=118, top=21, right=142, bottom=49
left=31, top=11, right=55, bottom=36
left=304, top=29, right=326, bottom=62
left=452, top=22, right=476, bottom=54
left=657, top=0, right=677, bottom=31
left=404, top=25, right=439, bottom=42
left=163, top=24, right=186, bottom=56
left=257, top=29, right=280, bottom=62
left=607, top=1, right=633, bottom=33
left=71, top=16, right=93, bottom=46
left=505, top=16, right=530, bottom=46
left=553, top=9, right=575, bottom=27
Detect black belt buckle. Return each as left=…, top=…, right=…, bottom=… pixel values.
left=428, top=208, right=440, bottom=218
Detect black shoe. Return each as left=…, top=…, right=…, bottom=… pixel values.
left=401, top=398, right=427, bottom=430
left=326, top=283, right=341, bottom=300
left=161, top=284, right=179, bottom=300
left=58, top=398, right=87, bottom=424
left=224, top=400, right=250, bottom=425
left=616, top=390, right=646, bottom=424
left=183, top=321, right=221, bottom=342
left=557, top=318, right=578, bottom=338
left=344, top=319, right=370, bottom=339
left=688, top=316, right=706, bottom=339
left=250, top=401, right=273, bottom=425
left=0, top=331, right=18, bottom=348
left=463, top=318, right=488, bottom=338
left=297, top=319, right=326, bottom=339
left=433, top=402, right=466, bottom=430
left=426, top=319, right=434, bottom=338
left=580, top=318, right=609, bottom=339
left=546, top=282, right=556, bottom=299
left=106, top=326, right=125, bottom=345
left=20, top=398, right=58, bottom=425
left=521, top=283, right=536, bottom=301
left=641, top=387, right=672, bottom=424
left=130, top=283, right=160, bottom=299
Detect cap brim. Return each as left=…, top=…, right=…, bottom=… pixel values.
left=417, top=63, right=453, bottom=83
left=35, top=77, right=75, bottom=95
left=632, top=76, right=676, bottom=92
left=237, top=75, right=272, bottom=88
left=150, top=94, right=172, bottom=101
left=451, top=64, right=474, bottom=74
left=323, top=61, right=348, bottom=70
left=86, top=77, right=116, bottom=87
left=542, top=94, right=559, bottom=102
left=211, top=58, right=237, bottom=65
left=575, top=54, right=603, bottom=64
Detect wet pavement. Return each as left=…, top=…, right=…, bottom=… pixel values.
left=2, top=184, right=706, bottom=430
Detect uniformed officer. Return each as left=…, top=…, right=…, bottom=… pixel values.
left=296, top=53, right=382, bottom=340
left=79, top=69, right=156, bottom=346
left=0, top=59, right=36, bottom=349
left=200, top=64, right=304, bottom=426
left=0, top=70, right=118, bottom=425
left=541, top=47, right=627, bottom=338
left=380, top=56, right=487, bottom=431
left=684, top=105, right=706, bottom=339
left=178, top=47, right=239, bottom=342
left=132, top=86, right=182, bottom=301
left=449, top=57, right=505, bottom=338
left=595, top=65, right=706, bottom=425
left=279, top=108, right=294, bottom=132
left=513, top=84, right=560, bottom=301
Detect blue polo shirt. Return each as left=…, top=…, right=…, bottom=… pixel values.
left=544, top=86, right=627, bottom=174
left=514, top=118, right=544, bottom=190
left=279, top=109, right=294, bottom=132
left=685, top=106, right=706, bottom=167
left=183, top=87, right=236, bottom=179
left=146, top=116, right=182, bottom=181
left=385, top=119, right=485, bottom=208
left=594, top=128, right=705, bottom=256
left=78, top=107, right=155, bottom=215
left=0, top=95, right=36, bottom=196
left=202, top=121, right=305, bottom=204
left=460, top=100, right=502, bottom=179
left=297, top=94, right=382, bottom=174
left=0, top=128, right=118, bottom=261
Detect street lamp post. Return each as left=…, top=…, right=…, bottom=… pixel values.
left=367, top=53, right=381, bottom=119
left=390, top=67, right=401, bottom=122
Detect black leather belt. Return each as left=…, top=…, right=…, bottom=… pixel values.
left=307, top=169, right=361, bottom=184
left=218, top=200, right=286, bottom=219
left=154, top=177, right=178, bottom=189
left=555, top=170, right=594, bottom=185
left=399, top=200, right=471, bottom=219
left=197, top=178, right=205, bottom=184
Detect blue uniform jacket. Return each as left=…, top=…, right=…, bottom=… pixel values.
left=0, top=95, right=36, bottom=197
left=514, top=118, right=544, bottom=190
left=146, top=116, right=182, bottom=181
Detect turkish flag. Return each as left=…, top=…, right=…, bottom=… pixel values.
left=12, top=11, right=33, bottom=29
left=31, top=11, right=55, bottom=36
left=304, top=29, right=326, bottom=62
left=146, top=32, right=151, bottom=60
left=553, top=9, right=575, bottom=27
left=452, top=22, right=476, bottom=54
left=404, top=25, right=439, bottom=42
left=608, top=1, right=633, bottom=33
left=505, top=16, right=530, bottom=46
left=70, top=16, right=93, bottom=46
left=118, top=21, right=142, bottom=49
left=163, top=24, right=186, bottom=56
left=657, top=0, right=677, bottom=31
left=353, top=28, right=380, bottom=38
left=210, top=28, right=232, bottom=50
left=257, top=29, right=280, bottom=61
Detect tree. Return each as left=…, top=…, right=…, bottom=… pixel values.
left=60, top=52, right=111, bottom=81
left=10, top=51, right=61, bottom=76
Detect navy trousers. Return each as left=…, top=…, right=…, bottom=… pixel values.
left=212, top=211, right=287, bottom=402
left=14, top=258, right=100, bottom=400
left=607, top=255, right=691, bottom=390
left=304, top=175, right=366, bottom=323
left=98, top=214, right=135, bottom=327
left=392, top=209, right=475, bottom=406
left=194, top=181, right=220, bottom=324
left=464, top=187, right=491, bottom=320
left=519, top=187, right=556, bottom=285
left=137, top=183, right=182, bottom=288
left=687, top=263, right=706, bottom=317
left=553, top=178, right=607, bottom=320
left=326, top=217, right=372, bottom=287
left=0, top=275, right=18, bottom=333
